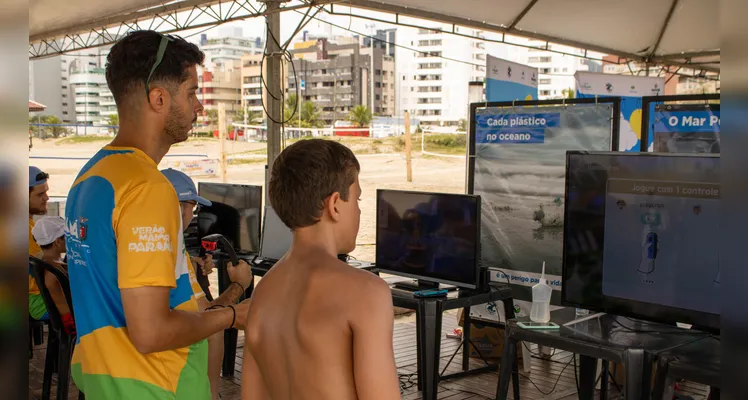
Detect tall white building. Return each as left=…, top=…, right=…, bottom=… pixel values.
left=396, top=26, right=487, bottom=128
left=505, top=39, right=603, bottom=99
left=29, top=45, right=111, bottom=132
left=198, top=29, right=263, bottom=73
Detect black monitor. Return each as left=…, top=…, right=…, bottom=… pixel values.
left=197, top=182, right=263, bottom=254
left=259, top=206, right=293, bottom=262
left=562, top=151, right=720, bottom=331
left=376, top=189, right=481, bottom=290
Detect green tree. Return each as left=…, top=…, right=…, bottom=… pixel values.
left=348, top=105, right=372, bottom=128
left=28, top=115, right=69, bottom=139
left=300, top=101, right=321, bottom=128
left=234, top=109, right=263, bottom=125
left=107, top=114, right=119, bottom=134
left=562, top=88, right=576, bottom=99
left=284, top=93, right=299, bottom=123
left=204, top=109, right=219, bottom=129
left=457, top=118, right=467, bottom=132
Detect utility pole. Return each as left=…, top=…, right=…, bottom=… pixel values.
left=218, top=103, right=227, bottom=183
left=367, top=23, right=375, bottom=116
left=261, top=0, right=286, bottom=194
left=404, top=111, right=412, bottom=182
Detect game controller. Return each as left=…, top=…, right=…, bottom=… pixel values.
left=638, top=232, right=658, bottom=280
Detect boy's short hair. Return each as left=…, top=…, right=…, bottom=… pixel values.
left=269, top=139, right=360, bottom=230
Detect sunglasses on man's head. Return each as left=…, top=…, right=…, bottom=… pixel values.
left=145, top=33, right=177, bottom=101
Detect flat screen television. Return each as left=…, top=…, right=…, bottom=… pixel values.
left=376, top=189, right=481, bottom=289
left=562, top=151, right=720, bottom=331
left=259, top=206, right=293, bottom=262
left=197, top=182, right=263, bottom=254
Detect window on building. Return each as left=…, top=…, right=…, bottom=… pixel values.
left=376, top=82, right=382, bottom=88
left=562, top=68, right=568, bottom=72
left=376, top=69, right=382, bottom=75
left=375, top=95, right=381, bottom=100
left=540, top=68, right=551, bottom=74
left=540, top=90, right=551, bottom=96
left=539, top=79, right=551, bottom=85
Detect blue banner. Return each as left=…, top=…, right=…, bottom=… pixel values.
left=653, top=110, right=720, bottom=133
left=476, top=113, right=560, bottom=144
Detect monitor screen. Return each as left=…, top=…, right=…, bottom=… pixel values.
left=562, top=151, right=720, bottom=330
left=259, top=206, right=293, bottom=261
left=198, top=183, right=263, bottom=254
left=376, top=190, right=481, bottom=289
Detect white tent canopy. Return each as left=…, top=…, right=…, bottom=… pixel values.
left=344, top=0, right=719, bottom=72
left=30, top=0, right=719, bottom=72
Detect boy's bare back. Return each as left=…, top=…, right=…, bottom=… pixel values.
left=242, top=247, right=400, bottom=400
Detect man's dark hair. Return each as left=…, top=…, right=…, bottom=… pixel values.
left=105, top=30, right=204, bottom=106
left=269, top=139, right=360, bottom=230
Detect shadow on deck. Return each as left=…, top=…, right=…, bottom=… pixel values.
left=29, top=311, right=709, bottom=400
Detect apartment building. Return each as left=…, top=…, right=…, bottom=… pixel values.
left=198, top=68, right=243, bottom=113
left=506, top=39, right=603, bottom=99
left=199, top=30, right=263, bottom=72
left=397, top=26, right=487, bottom=127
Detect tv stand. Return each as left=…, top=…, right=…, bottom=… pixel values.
left=392, top=279, right=439, bottom=292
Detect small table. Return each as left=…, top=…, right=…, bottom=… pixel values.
left=496, top=309, right=709, bottom=400
left=391, top=283, right=516, bottom=400
left=652, top=335, right=720, bottom=400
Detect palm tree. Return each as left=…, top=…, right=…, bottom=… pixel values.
left=234, top=109, right=263, bottom=125
left=300, top=101, right=321, bottom=127
left=348, top=105, right=372, bottom=128
left=284, top=93, right=299, bottom=122
left=561, top=88, right=575, bottom=99
left=107, top=114, right=119, bottom=134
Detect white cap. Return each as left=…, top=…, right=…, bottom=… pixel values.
left=32, top=216, right=66, bottom=246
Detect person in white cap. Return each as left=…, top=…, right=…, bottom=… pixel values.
left=31, top=216, right=76, bottom=335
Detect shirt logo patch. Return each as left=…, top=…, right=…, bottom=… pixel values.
left=128, top=225, right=172, bottom=253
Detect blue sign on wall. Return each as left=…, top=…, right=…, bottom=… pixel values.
left=653, top=110, right=720, bottom=133
left=476, top=113, right=560, bottom=144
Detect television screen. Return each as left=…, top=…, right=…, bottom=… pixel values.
left=197, top=183, right=262, bottom=254
left=259, top=206, right=293, bottom=261
left=562, top=151, right=720, bottom=330
left=376, top=190, right=481, bottom=289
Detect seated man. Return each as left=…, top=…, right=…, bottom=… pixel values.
left=31, top=216, right=76, bottom=335
left=242, top=139, right=400, bottom=400
left=162, top=168, right=253, bottom=400
left=29, top=166, right=50, bottom=321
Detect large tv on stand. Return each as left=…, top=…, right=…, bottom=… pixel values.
left=376, top=189, right=481, bottom=291
left=562, top=151, right=720, bottom=332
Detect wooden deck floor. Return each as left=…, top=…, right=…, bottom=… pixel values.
left=29, top=311, right=710, bottom=399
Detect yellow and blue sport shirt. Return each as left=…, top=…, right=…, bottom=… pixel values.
left=65, top=146, right=209, bottom=399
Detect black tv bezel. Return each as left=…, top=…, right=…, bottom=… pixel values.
left=375, top=189, right=482, bottom=290
left=561, top=150, right=720, bottom=332
left=197, top=182, right=263, bottom=254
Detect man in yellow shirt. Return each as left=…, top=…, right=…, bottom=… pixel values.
left=29, top=166, right=50, bottom=320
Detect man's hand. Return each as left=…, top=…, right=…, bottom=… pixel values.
left=232, top=298, right=251, bottom=331
left=227, top=260, right=253, bottom=289
left=192, top=254, right=215, bottom=276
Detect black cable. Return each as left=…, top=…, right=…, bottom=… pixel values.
left=518, top=354, right=575, bottom=396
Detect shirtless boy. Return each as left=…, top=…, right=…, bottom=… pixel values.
left=242, top=139, right=400, bottom=400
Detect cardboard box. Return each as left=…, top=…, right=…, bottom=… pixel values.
left=457, top=309, right=522, bottom=360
